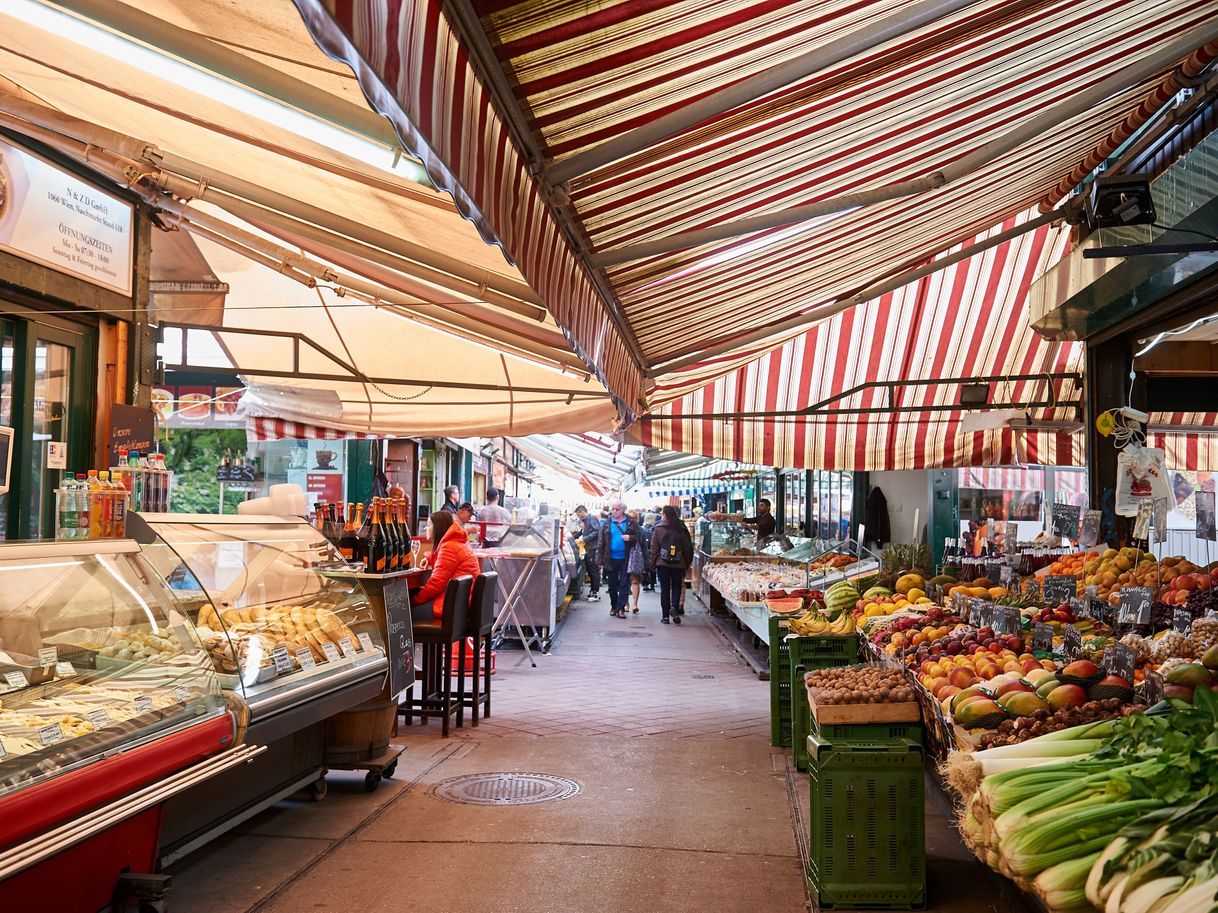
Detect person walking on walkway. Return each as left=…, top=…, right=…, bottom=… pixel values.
left=598, top=501, right=640, bottom=618
left=650, top=505, right=694, bottom=625
left=574, top=505, right=602, bottom=601
left=626, top=509, right=648, bottom=614
left=439, top=485, right=460, bottom=513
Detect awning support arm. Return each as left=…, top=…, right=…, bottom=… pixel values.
left=641, top=372, right=1082, bottom=420
left=594, top=23, right=1218, bottom=270
left=648, top=203, right=1081, bottom=377
left=545, top=0, right=982, bottom=186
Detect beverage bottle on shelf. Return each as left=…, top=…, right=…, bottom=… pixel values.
left=393, top=500, right=407, bottom=570
left=55, top=476, right=77, bottom=540
left=107, top=470, right=128, bottom=538
left=73, top=474, right=90, bottom=540
left=86, top=470, right=109, bottom=539
left=379, top=498, right=397, bottom=571
left=313, top=502, right=327, bottom=532
left=352, top=502, right=367, bottom=565
left=396, top=500, right=410, bottom=566
left=127, top=450, right=145, bottom=513
left=338, top=502, right=359, bottom=562
left=111, top=449, right=130, bottom=506
left=366, top=499, right=387, bottom=573
left=156, top=453, right=171, bottom=511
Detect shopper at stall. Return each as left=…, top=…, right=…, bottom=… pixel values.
left=411, top=510, right=480, bottom=620
left=479, top=488, right=512, bottom=547
left=744, top=499, right=777, bottom=545
left=598, top=501, right=640, bottom=618
left=575, top=505, right=601, bottom=601
left=641, top=510, right=657, bottom=592
left=650, top=506, right=694, bottom=625
left=439, top=485, right=460, bottom=513
left=626, top=509, right=648, bottom=614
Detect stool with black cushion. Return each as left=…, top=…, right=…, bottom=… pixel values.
left=460, top=571, right=498, bottom=727
left=406, top=574, right=473, bottom=737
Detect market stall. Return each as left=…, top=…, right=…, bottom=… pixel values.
left=0, top=540, right=253, bottom=911
left=127, top=513, right=387, bottom=863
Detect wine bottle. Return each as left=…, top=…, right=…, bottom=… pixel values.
left=338, top=501, right=358, bottom=562
left=366, top=499, right=386, bottom=573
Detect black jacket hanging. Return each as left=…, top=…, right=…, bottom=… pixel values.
left=865, top=486, right=891, bottom=546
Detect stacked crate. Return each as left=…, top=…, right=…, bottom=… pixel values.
left=787, top=634, right=860, bottom=769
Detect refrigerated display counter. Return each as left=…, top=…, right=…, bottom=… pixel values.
left=128, top=513, right=387, bottom=863
left=0, top=539, right=246, bottom=912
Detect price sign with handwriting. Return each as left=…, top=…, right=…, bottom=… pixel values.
left=4, top=671, right=28, bottom=691
left=1031, top=622, right=1054, bottom=652
left=38, top=723, right=63, bottom=746
left=38, top=647, right=57, bottom=667
left=986, top=561, right=1003, bottom=584
left=86, top=709, right=110, bottom=729
left=1064, top=625, right=1083, bottom=659
left=321, top=642, right=340, bottom=663
left=1052, top=503, right=1082, bottom=540
left=357, top=632, right=375, bottom=653
left=337, top=637, right=354, bottom=657
left=1089, top=597, right=1109, bottom=620
left=134, top=695, right=154, bottom=714
left=55, top=662, right=76, bottom=678
left=1118, top=587, right=1153, bottom=627
left=175, top=686, right=191, bottom=703
left=1173, top=609, right=1193, bottom=634
left=1044, top=576, right=1076, bottom=604
left=296, top=648, right=317, bottom=669
left=1104, top=643, right=1137, bottom=682
left=992, top=608, right=1021, bottom=636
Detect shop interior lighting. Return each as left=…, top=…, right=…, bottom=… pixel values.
left=1133, top=311, right=1218, bottom=357
left=959, top=383, right=990, bottom=406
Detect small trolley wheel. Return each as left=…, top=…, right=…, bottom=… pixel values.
left=364, top=771, right=382, bottom=791
left=308, top=776, right=328, bottom=801
left=383, top=760, right=398, bottom=779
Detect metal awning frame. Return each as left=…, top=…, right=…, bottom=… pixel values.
left=161, top=323, right=610, bottom=399
left=641, top=372, right=1083, bottom=421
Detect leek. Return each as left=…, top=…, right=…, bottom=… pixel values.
left=999, top=799, right=1163, bottom=879
left=1034, top=851, right=1101, bottom=912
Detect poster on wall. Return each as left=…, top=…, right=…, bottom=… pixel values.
left=154, top=385, right=246, bottom=428
left=0, top=138, right=134, bottom=296
left=1197, top=490, right=1217, bottom=542
left=286, top=440, right=344, bottom=506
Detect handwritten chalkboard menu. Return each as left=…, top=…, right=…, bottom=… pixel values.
left=1031, top=623, right=1054, bottom=652
left=382, top=577, right=415, bottom=698
left=1104, top=643, right=1136, bottom=682
left=1173, top=609, right=1193, bottom=634
left=986, top=561, right=1003, bottom=584
left=1051, top=503, right=1082, bottom=540
left=1044, top=576, right=1076, bottom=604
left=992, top=607, right=1021, bottom=636
left=1063, top=625, right=1083, bottom=659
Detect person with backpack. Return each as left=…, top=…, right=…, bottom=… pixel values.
left=649, top=506, right=694, bottom=625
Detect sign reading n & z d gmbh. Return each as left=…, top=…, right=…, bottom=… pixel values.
left=0, top=138, right=134, bottom=296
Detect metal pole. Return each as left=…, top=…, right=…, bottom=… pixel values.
left=546, top=0, right=984, bottom=185
left=649, top=206, right=1075, bottom=377
left=593, top=22, right=1218, bottom=268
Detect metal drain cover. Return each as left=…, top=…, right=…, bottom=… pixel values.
left=594, top=630, right=653, bottom=638
left=432, top=773, right=581, bottom=806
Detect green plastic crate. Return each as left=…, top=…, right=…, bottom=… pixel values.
left=811, top=718, right=924, bottom=748
left=790, top=632, right=858, bottom=667
left=806, top=735, right=926, bottom=909
left=790, top=655, right=863, bottom=771
left=769, top=616, right=792, bottom=746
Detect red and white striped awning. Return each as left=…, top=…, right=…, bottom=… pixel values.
left=1150, top=414, right=1218, bottom=472
left=299, top=0, right=1218, bottom=406
left=247, top=417, right=381, bottom=442
left=633, top=217, right=1088, bottom=470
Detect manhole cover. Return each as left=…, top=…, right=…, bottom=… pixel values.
left=432, top=773, right=581, bottom=806
left=594, top=630, right=654, bottom=638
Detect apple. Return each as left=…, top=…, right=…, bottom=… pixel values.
left=988, top=642, right=1004, bottom=655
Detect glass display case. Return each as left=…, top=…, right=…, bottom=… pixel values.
left=804, top=538, right=881, bottom=589
left=477, top=517, right=567, bottom=652
left=0, top=540, right=225, bottom=797
left=130, top=514, right=386, bottom=710
left=700, top=520, right=753, bottom=556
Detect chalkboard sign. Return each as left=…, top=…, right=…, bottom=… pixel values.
left=1118, top=586, right=1154, bottom=627
left=1051, top=503, right=1082, bottom=540
left=1104, top=643, right=1137, bottom=682
left=382, top=577, right=415, bottom=700
left=1173, top=609, right=1193, bottom=634
left=1144, top=671, right=1164, bottom=706
left=1197, top=490, right=1217, bottom=542
left=1078, top=509, right=1102, bottom=549
left=1031, top=622, right=1054, bottom=652
left=107, top=404, right=156, bottom=467
left=1088, top=597, right=1108, bottom=621
left=992, top=607, right=1021, bottom=636
left=968, top=598, right=987, bottom=626
left=952, top=593, right=967, bottom=616
left=986, top=561, right=1003, bottom=584
left=1063, top=624, right=1083, bottom=659
left=1070, top=597, right=1086, bottom=618
left=1044, top=576, right=1076, bottom=604
left=1025, top=577, right=1041, bottom=602
left=1000, top=565, right=1017, bottom=588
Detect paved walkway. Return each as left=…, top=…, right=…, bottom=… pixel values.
left=167, top=588, right=1022, bottom=913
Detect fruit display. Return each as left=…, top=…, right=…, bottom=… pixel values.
left=1148, top=559, right=1215, bottom=605
left=948, top=579, right=1013, bottom=601
left=787, top=609, right=857, bottom=637
left=975, top=699, right=1144, bottom=748
left=823, top=580, right=861, bottom=616
left=875, top=543, right=932, bottom=591
left=804, top=665, right=914, bottom=704
left=701, top=561, right=808, bottom=603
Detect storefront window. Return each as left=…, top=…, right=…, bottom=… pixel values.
left=0, top=326, right=11, bottom=539
left=28, top=340, right=72, bottom=539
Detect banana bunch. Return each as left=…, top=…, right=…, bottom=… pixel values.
left=788, top=610, right=857, bottom=637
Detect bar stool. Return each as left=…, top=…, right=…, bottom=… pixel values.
left=459, top=571, right=498, bottom=727
left=406, top=575, right=472, bottom=737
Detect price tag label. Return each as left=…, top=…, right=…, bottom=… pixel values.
left=55, top=662, right=76, bottom=678
left=952, top=593, right=967, bottom=615
left=1044, top=576, right=1076, bottom=604
left=1000, top=565, right=1018, bottom=588
left=1064, top=625, right=1083, bottom=659
left=1003, top=521, right=1018, bottom=550
left=1089, top=597, right=1108, bottom=620
left=357, top=633, right=375, bottom=653
left=37, top=647, right=57, bottom=666
left=1173, top=609, right=1193, bottom=634
left=1031, top=622, right=1054, bottom=652
left=38, top=723, right=63, bottom=746
left=272, top=646, right=294, bottom=674
left=1069, top=597, right=1085, bottom=617
left=1104, top=643, right=1137, bottom=682
left=1084, top=584, right=1098, bottom=600
left=86, top=709, right=110, bottom=729
left=1024, top=577, right=1041, bottom=602
left=994, top=607, right=1022, bottom=637
left=0, top=739, right=7, bottom=759
left=321, top=642, right=341, bottom=663
left=1118, top=587, right=1153, bottom=627
left=175, top=685, right=191, bottom=703
left=1144, top=671, right=1164, bottom=706
left=295, top=648, right=317, bottom=669
left=4, top=671, right=28, bottom=691
left=134, top=695, right=154, bottom=714
left=986, top=561, right=1003, bottom=585
left=967, top=598, right=984, bottom=626
left=337, top=637, right=354, bottom=657
left=1052, top=502, right=1082, bottom=540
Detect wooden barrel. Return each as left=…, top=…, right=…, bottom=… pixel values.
left=323, top=698, right=396, bottom=765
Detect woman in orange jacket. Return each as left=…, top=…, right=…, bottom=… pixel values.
left=411, top=510, right=481, bottom=620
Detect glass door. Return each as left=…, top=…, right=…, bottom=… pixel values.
left=0, top=321, right=13, bottom=540
left=29, top=339, right=73, bottom=539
